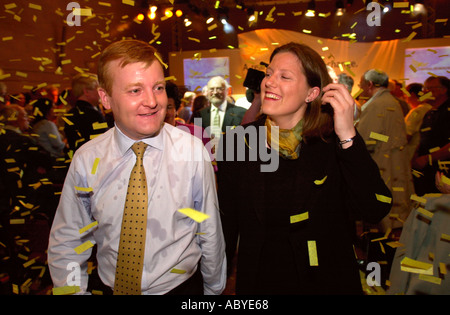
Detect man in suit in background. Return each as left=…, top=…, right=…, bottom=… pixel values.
left=356, top=69, right=414, bottom=232
left=194, top=76, right=246, bottom=155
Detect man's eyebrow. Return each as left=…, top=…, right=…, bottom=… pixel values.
left=123, top=82, right=144, bottom=90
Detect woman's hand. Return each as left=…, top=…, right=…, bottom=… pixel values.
left=321, top=83, right=356, bottom=147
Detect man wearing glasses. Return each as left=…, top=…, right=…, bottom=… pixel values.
left=194, top=76, right=247, bottom=156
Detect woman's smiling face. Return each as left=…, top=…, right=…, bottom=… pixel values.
left=261, top=51, right=318, bottom=129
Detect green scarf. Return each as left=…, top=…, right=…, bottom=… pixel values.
left=265, top=117, right=303, bottom=160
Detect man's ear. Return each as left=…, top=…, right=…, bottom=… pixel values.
left=98, top=88, right=111, bottom=110
left=306, top=86, right=321, bottom=103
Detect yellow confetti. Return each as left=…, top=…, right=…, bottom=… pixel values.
left=28, top=3, right=42, bottom=10
left=290, top=212, right=309, bottom=224
left=417, top=207, right=433, bottom=218
left=402, top=31, right=417, bottom=42
left=419, top=91, right=434, bottom=102
left=75, top=186, right=93, bottom=192
left=4, top=3, right=17, bottom=10
left=79, top=221, right=98, bottom=234
left=419, top=274, right=442, bottom=285
left=178, top=208, right=210, bottom=223
left=92, top=122, right=108, bottom=130
left=439, top=262, right=447, bottom=275
left=165, top=76, right=177, bottom=82
left=154, top=52, right=168, bottom=69
left=23, top=257, right=37, bottom=268
left=91, top=158, right=100, bottom=175
left=369, top=132, right=389, bottom=142
left=412, top=23, right=423, bottom=30
left=307, top=240, right=319, bottom=266
left=52, top=286, right=81, bottom=295
left=208, top=24, right=217, bottom=31
left=61, top=116, right=73, bottom=126
left=74, top=240, right=94, bottom=254
left=375, top=194, right=392, bottom=204
left=170, top=268, right=186, bottom=274
left=188, top=37, right=200, bottom=43
left=386, top=241, right=404, bottom=248
left=393, top=2, right=409, bottom=8
left=73, top=8, right=92, bottom=16
left=441, top=233, right=450, bottom=242
left=314, top=175, right=327, bottom=185
left=91, top=52, right=101, bottom=59
left=410, top=194, right=427, bottom=204
left=440, top=174, right=450, bottom=185
left=10, top=219, right=25, bottom=224
left=122, top=0, right=135, bottom=6
left=16, top=71, right=27, bottom=78
left=400, top=257, right=433, bottom=275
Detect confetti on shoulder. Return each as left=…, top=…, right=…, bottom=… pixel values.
left=178, top=208, right=210, bottom=223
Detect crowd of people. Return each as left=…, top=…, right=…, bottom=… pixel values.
left=0, top=39, right=448, bottom=295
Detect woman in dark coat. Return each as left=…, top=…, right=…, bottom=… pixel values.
left=217, top=42, right=392, bottom=295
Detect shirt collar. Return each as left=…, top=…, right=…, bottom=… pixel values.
left=213, top=100, right=227, bottom=113
left=114, top=123, right=165, bottom=156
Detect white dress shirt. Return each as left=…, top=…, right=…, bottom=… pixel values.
left=48, top=123, right=226, bottom=295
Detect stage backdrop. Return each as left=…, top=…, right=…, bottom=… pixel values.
left=168, top=29, right=449, bottom=99
left=237, top=29, right=450, bottom=96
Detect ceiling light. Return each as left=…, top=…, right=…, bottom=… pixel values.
left=164, top=8, right=173, bottom=18
left=136, top=13, right=145, bottom=21
left=413, top=3, right=426, bottom=14
left=306, top=0, right=316, bottom=17
left=336, top=0, right=345, bottom=16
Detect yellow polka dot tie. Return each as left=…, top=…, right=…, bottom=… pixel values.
left=114, top=141, right=148, bottom=295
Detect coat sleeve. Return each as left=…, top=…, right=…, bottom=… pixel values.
left=336, top=131, right=392, bottom=224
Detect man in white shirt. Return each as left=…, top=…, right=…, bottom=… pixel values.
left=48, top=39, right=226, bottom=295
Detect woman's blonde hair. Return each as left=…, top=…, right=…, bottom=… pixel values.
left=97, top=39, right=164, bottom=95
left=269, top=42, right=334, bottom=141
